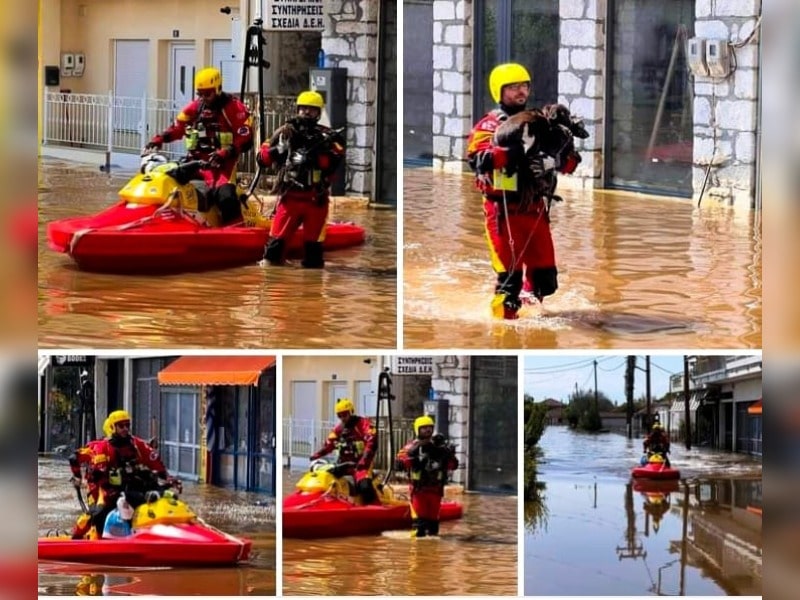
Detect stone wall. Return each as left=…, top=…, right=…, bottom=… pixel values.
left=692, top=0, right=761, bottom=207
left=321, top=0, right=379, bottom=196
left=431, top=0, right=473, bottom=172
left=430, top=355, right=471, bottom=485
left=558, top=0, right=606, bottom=188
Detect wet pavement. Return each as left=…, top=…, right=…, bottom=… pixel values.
left=281, top=469, right=518, bottom=595
left=404, top=168, right=761, bottom=349
left=525, top=427, right=762, bottom=596
left=38, top=158, right=397, bottom=349
left=37, top=456, right=276, bottom=596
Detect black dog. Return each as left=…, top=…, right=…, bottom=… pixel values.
left=493, top=104, right=589, bottom=206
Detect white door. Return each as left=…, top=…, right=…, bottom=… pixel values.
left=211, top=39, right=241, bottom=94
left=113, top=40, right=148, bottom=137
left=170, top=44, right=196, bottom=106
left=356, top=380, right=375, bottom=418
left=290, top=381, right=317, bottom=459
left=328, top=383, right=349, bottom=416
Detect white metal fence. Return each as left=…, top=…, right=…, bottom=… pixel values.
left=282, top=417, right=416, bottom=473
left=42, top=90, right=296, bottom=175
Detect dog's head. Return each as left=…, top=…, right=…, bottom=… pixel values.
left=542, top=103, right=590, bottom=140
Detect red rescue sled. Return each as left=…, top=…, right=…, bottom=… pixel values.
left=38, top=522, right=251, bottom=567
left=283, top=464, right=464, bottom=539
left=631, top=453, right=680, bottom=480
left=46, top=201, right=366, bottom=274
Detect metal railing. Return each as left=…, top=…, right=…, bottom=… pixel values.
left=282, top=417, right=416, bottom=472
left=42, top=90, right=296, bottom=178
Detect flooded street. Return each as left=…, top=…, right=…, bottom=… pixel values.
left=525, top=427, right=762, bottom=596
left=404, top=168, right=761, bottom=349
left=281, top=469, right=517, bottom=595
left=37, top=456, right=276, bottom=596
left=38, top=158, right=397, bottom=349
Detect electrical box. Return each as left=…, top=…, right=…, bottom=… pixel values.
left=61, top=53, right=74, bottom=77
left=74, top=53, right=85, bottom=76
left=309, top=67, right=348, bottom=195
left=705, top=39, right=732, bottom=78
left=686, top=37, right=709, bottom=77
left=44, top=65, right=60, bottom=86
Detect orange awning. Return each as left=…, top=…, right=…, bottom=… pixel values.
left=158, top=356, right=276, bottom=386
left=747, top=400, right=762, bottom=415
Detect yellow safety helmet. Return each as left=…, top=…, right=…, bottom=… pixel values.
left=489, top=63, right=531, bottom=104
left=296, top=90, right=325, bottom=109
left=102, top=417, right=114, bottom=438
left=414, top=415, right=435, bottom=436
left=195, top=67, right=222, bottom=94
left=334, top=398, right=355, bottom=415
left=107, top=410, right=132, bottom=428
left=652, top=422, right=663, bottom=430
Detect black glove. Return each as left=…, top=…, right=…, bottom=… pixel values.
left=528, top=155, right=558, bottom=178
left=501, top=144, right=526, bottom=176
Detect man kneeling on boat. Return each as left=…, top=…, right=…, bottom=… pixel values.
left=143, top=67, right=253, bottom=225
left=309, top=398, right=379, bottom=504
left=396, top=416, right=459, bottom=537
left=643, top=422, right=672, bottom=468
left=69, top=410, right=179, bottom=539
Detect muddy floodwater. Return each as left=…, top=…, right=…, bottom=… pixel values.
left=404, top=168, right=761, bottom=349
left=281, top=469, right=518, bottom=595
left=38, top=456, right=275, bottom=596
left=38, top=158, right=397, bottom=349
left=525, top=427, right=762, bottom=596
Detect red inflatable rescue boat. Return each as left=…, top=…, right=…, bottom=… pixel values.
left=45, top=156, right=366, bottom=274
left=283, top=463, right=464, bottom=539
left=38, top=522, right=251, bottom=567
left=631, top=453, right=680, bottom=480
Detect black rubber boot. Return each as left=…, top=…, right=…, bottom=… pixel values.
left=356, top=478, right=376, bottom=505
left=530, top=267, right=558, bottom=300
left=301, top=241, right=325, bottom=268
left=264, top=237, right=286, bottom=265
left=427, top=519, right=440, bottom=536
left=412, top=518, right=427, bottom=538
left=215, top=183, right=242, bottom=225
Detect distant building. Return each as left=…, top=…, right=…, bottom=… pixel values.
left=541, top=398, right=565, bottom=425
left=668, top=356, right=761, bottom=456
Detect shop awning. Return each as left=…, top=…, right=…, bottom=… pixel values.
left=748, top=399, right=762, bottom=415
left=158, top=356, right=276, bottom=386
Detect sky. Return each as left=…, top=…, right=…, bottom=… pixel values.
left=524, top=355, right=686, bottom=404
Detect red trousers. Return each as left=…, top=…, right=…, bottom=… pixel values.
left=269, top=195, right=328, bottom=243
left=410, top=487, right=444, bottom=521
left=483, top=198, right=555, bottom=276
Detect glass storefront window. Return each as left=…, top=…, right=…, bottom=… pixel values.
left=608, top=0, right=694, bottom=196
left=475, top=0, right=558, bottom=116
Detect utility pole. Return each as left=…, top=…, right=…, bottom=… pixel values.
left=683, top=355, right=692, bottom=450
left=625, top=356, right=635, bottom=439
left=645, top=356, right=651, bottom=424
left=593, top=359, right=599, bottom=413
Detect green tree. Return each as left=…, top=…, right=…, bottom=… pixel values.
left=565, top=387, right=609, bottom=432
left=524, top=397, right=548, bottom=451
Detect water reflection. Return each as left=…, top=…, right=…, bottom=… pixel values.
left=524, top=428, right=762, bottom=596
left=282, top=472, right=517, bottom=595
left=404, top=168, right=761, bottom=348
left=38, top=158, right=397, bottom=349
left=38, top=457, right=275, bottom=596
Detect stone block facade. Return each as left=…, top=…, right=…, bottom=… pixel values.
left=430, top=355, right=471, bottom=485
left=691, top=1, right=761, bottom=207
left=429, top=0, right=761, bottom=208
left=321, top=0, right=380, bottom=196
